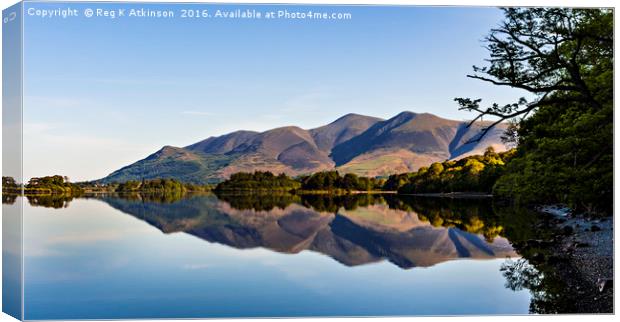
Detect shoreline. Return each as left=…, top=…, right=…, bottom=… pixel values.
left=213, top=189, right=398, bottom=195
left=554, top=215, right=613, bottom=312
left=532, top=206, right=613, bottom=313
left=402, top=192, right=493, bottom=198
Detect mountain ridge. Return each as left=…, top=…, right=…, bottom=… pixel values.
left=100, top=111, right=508, bottom=184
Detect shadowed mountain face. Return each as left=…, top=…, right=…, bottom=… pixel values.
left=100, top=194, right=517, bottom=269
left=100, top=112, right=508, bottom=183
left=331, top=112, right=459, bottom=165
left=310, top=113, right=384, bottom=152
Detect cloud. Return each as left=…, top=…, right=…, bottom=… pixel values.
left=181, top=110, right=215, bottom=116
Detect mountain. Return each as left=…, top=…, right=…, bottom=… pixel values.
left=332, top=112, right=508, bottom=176
left=309, top=113, right=383, bottom=152
left=99, top=111, right=508, bottom=183
left=185, top=130, right=258, bottom=154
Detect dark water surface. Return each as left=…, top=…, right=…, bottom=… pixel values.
left=13, top=193, right=549, bottom=319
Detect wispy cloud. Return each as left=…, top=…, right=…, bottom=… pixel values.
left=181, top=110, right=215, bottom=116
left=27, top=76, right=183, bottom=87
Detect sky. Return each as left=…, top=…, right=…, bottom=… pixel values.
left=19, top=2, right=529, bottom=181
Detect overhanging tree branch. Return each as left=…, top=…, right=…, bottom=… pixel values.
left=455, top=8, right=612, bottom=142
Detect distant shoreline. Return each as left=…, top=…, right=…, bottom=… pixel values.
left=402, top=192, right=494, bottom=199
left=4, top=189, right=496, bottom=198
left=214, top=189, right=398, bottom=195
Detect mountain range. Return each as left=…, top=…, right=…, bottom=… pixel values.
left=100, top=111, right=508, bottom=184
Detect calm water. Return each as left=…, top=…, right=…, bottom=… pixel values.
left=15, top=193, right=536, bottom=319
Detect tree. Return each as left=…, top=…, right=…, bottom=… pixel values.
left=455, top=8, right=612, bottom=142
left=456, top=8, right=612, bottom=214
left=341, top=173, right=359, bottom=191
left=215, top=171, right=301, bottom=192
left=396, top=149, right=516, bottom=194
left=2, top=176, right=17, bottom=189
left=428, top=162, right=444, bottom=176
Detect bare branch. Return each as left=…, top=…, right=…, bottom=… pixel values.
left=466, top=74, right=578, bottom=93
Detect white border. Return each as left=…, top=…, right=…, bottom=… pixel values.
left=0, top=1, right=617, bottom=322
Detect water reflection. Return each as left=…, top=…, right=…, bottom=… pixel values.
left=12, top=191, right=581, bottom=314
left=2, top=193, right=17, bottom=205
left=26, top=194, right=77, bottom=209
left=97, top=193, right=516, bottom=269
left=96, top=193, right=581, bottom=313
left=1, top=193, right=78, bottom=208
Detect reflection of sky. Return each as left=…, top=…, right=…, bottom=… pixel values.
left=20, top=2, right=532, bottom=181
left=2, top=202, right=23, bottom=320
left=23, top=198, right=531, bottom=319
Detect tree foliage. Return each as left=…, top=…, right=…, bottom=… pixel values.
left=25, top=175, right=84, bottom=195
left=115, top=178, right=208, bottom=193
left=2, top=176, right=20, bottom=194
left=26, top=194, right=77, bottom=209
left=456, top=8, right=612, bottom=214
left=216, top=170, right=384, bottom=193
left=299, top=171, right=383, bottom=192
left=215, top=171, right=301, bottom=192
left=386, top=147, right=515, bottom=194
left=455, top=8, right=612, bottom=139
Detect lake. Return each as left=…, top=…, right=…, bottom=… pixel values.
left=11, top=193, right=543, bottom=318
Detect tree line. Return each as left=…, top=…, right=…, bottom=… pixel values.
left=215, top=150, right=516, bottom=196
left=115, top=178, right=210, bottom=193
left=214, top=170, right=386, bottom=193
left=298, top=171, right=385, bottom=192
left=214, top=171, right=301, bottom=192
left=385, top=147, right=516, bottom=194
left=1, top=176, right=212, bottom=197
left=2, top=175, right=84, bottom=195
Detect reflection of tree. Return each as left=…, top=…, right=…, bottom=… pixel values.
left=26, top=194, right=75, bottom=209
left=214, top=192, right=387, bottom=213
left=500, top=257, right=576, bottom=314
left=493, top=205, right=593, bottom=313
left=2, top=194, right=17, bottom=205
left=384, top=195, right=598, bottom=312
left=501, top=258, right=542, bottom=292
left=385, top=195, right=505, bottom=241
left=302, top=194, right=385, bottom=213
left=115, top=191, right=186, bottom=203
left=216, top=193, right=300, bottom=211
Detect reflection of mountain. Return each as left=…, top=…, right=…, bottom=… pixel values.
left=99, top=112, right=507, bottom=183
left=101, top=195, right=516, bottom=268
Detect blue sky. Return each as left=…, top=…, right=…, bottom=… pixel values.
left=21, top=2, right=528, bottom=181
